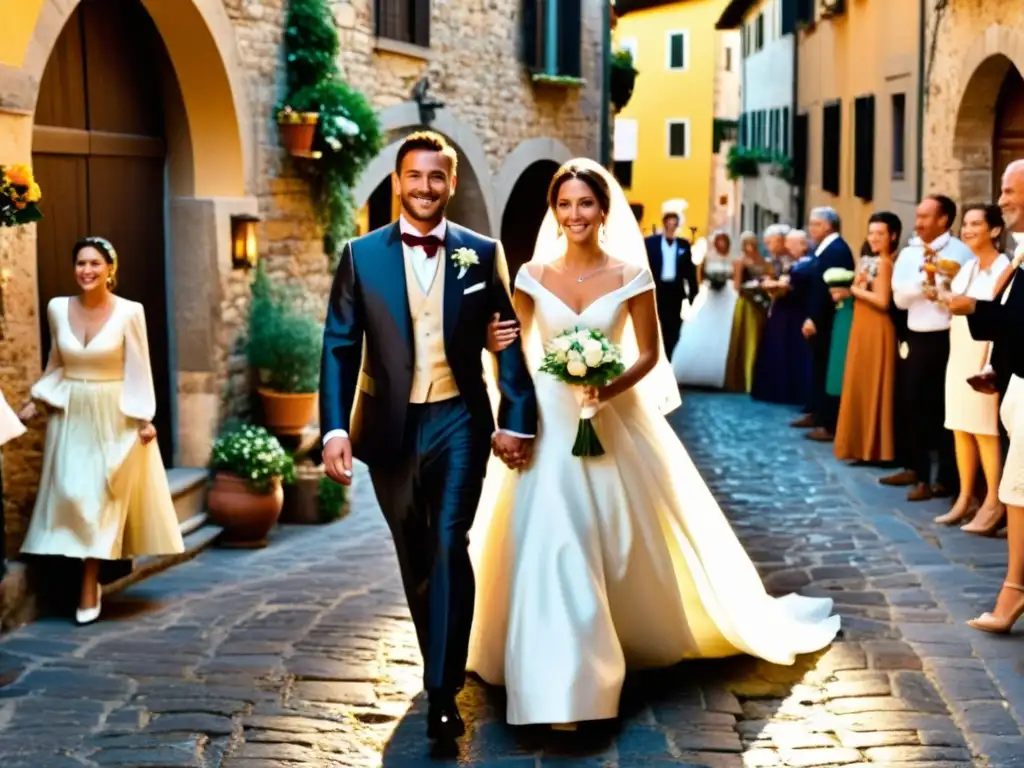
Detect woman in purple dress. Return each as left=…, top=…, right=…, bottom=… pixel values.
left=751, top=226, right=814, bottom=405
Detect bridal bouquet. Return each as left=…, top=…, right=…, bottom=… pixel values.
left=539, top=327, right=625, bottom=457
left=823, top=267, right=856, bottom=309
left=703, top=260, right=732, bottom=291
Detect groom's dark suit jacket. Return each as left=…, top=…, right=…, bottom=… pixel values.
left=320, top=220, right=537, bottom=467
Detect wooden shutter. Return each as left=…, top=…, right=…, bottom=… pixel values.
left=781, top=0, right=797, bottom=35
left=822, top=101, right=842, bottom=195
left=376, top=0, right=429, bottom=46
left=782, top=106, right=791, bottom=155
left=412, top=0, right=430, bottom=47
left=557, top=0, right=582, bottom=77
left=854, top=95, right=875, bottom=201
left=522, top=0, right=546, bottom=72
left=793, top=112, right=809, bottom=186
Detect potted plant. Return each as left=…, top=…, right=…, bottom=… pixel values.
left=277, top=106, right=320, bottom=155
left=246, top=262, right=323, bottom=436
left=207, top=423, right=295, bottom=547
left=610, top=49, right=638, bottom=112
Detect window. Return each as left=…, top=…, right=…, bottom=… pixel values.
left=793, top=112, right=809, bottom=185
left=667, top=119, right=690, bottom=158
left=667, top=31, right=689, bottom=70
left=782, top=106, right=790, bottom=155
left=854, top=95, right=875, bottom=201
left=770, top=109, right=779, bottom=153
left=613, top=161, right=634, bottom=189
left=725, top=45, right=733, bottom=72
left=822, top=101, right=842, bottom=195
left=375, top=0, right=430, bottom=48
left=795, top=0, right=814, bottom=25
left=781, top=0, right=798, bottom=34
left=891, top=93, right=907, bottom=179
left=755, top=13, right=764, bottom=51
left=521, top=0, right=583, bottom=78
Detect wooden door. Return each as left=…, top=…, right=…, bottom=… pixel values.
left=994, top=66, right=1024, bottom=201
left=33, top=0, right=173, bottom=462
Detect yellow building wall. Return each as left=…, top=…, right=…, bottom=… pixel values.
left=614, top=0, right=728, bottom=239
left=798, top=0, right=920, bottom=243
left=0, top=0, right=44, bottom=67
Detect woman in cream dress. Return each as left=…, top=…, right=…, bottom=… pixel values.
left=18, top=237, right=183, bottom=624
left=472, top=160, right=840, bottom=728
left=938, top=205, right=1009, bottom=533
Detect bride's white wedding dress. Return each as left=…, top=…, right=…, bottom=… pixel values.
left=467, top=264, right=840, bottom=726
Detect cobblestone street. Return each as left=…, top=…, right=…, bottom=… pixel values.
left=1, top=392, right=1023, bottom=767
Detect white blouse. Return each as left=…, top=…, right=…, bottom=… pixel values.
left=952, top=254, right=1011, bottom=300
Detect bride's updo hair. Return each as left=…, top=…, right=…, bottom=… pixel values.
left=547, top=162, right=612, bottom=214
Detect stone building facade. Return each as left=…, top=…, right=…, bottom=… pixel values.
left=921, top=1, right=1024, bottom=207
left=0, top=0, right=606, bottom=559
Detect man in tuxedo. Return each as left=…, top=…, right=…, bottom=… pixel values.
left=800, top=207, right=855, bottom=442
left=319, top=131, right=537, bottom=742
left=645, top=203, right=698, bottom=355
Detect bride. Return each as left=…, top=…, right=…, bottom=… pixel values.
left=468, top=159, right=840, bottom=728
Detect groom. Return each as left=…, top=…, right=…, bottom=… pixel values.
left=319, top=131, right=538, bottom=741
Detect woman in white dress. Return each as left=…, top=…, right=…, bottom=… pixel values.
left=937, top=205, right=1009, bottom=533
left=17, top=237, right=184, bottom=625
left=470, top=160, right=840, bottom=728
left=670, top=230, right=737, bottom=388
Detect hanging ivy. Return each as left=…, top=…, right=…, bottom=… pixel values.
left=278, top=0, right=383, bottom=255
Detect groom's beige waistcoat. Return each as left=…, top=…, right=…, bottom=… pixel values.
left=403, top=251, right=460, bottom=403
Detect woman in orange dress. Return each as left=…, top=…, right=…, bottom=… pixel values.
left=833, top=212, right=901, bottom=462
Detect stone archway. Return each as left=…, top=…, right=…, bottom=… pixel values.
left=352, top=104, right=496, bottom=235
left=951, top=26, right=1024, bottom=204
left=1, top=0, right=257, bottom=469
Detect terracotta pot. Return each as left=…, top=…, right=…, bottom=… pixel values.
left=258, top=388, right=318, bottom=436
left=278, top=119, right=317, bottom=155
left=206, top=472, right=283, bottom=548
left=280, top=462, right=323, bottom=525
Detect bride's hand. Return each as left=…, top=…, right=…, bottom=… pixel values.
left=17, top=402, right=37, bottom=422
left=139, top=422, right=157, bottom=445
left=486, top=313, right=520, bottom=352
left=582, top=384, right=605, bottom=403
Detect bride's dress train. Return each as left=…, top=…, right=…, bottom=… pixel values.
left=467, top=265, right=840, bottom=726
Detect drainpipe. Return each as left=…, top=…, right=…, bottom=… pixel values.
left=601, top=1, right=612, bottom=167
left=791, top=23, right=801, bottom=227
left=916, top=0, right=925, bottom=200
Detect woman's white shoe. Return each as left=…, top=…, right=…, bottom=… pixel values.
left=75, top=585, right=102, bottom=626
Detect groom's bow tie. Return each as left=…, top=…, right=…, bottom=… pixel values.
left=401, top=233, right=444, bottom=257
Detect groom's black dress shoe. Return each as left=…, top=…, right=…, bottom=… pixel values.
left=427, top=698, right=465, bottom=741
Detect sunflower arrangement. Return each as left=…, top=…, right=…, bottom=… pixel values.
left=0, top=164, right=43, bottom=227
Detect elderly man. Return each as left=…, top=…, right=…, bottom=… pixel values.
left=949, top=159, right=1024, bottom=632
left=645, top=202, right=698, bottom=355
left=885, top=195, right=973, bottom=502
left=798, top=207, right=855, bottom=441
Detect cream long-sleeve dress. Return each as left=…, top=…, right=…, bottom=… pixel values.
left=20, top=296, right=184, bottom=560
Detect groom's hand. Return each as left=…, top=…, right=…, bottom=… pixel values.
left=492, top=433, right=534, bottom=470
left=323, top=435, right=354, bottom=486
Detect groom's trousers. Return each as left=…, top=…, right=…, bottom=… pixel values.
left=368, top=397, right=491, bottom=696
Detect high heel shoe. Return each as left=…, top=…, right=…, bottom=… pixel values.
left=934, top=498, right=976, bottom=525
left=961, top=503, right=1006, bottom=536
left=75, top=584, right=102, bottom=626
left=967, top=582, right=1024, bottom=634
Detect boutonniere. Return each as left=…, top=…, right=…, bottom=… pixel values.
left=451, top=247, right=479, bottom=279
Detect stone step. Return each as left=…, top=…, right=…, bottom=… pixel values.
left=1, top=467, right=220, bottom=631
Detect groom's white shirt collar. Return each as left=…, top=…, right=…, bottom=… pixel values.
left=814, top=232, right=839, bottom=257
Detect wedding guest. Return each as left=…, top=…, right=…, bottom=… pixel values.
left=645, top=202, right=697, bottom=356
left=834, top=213, right=900, bottom=463
left=891, top=196, right=974, bottom=501
left=752, top=225, right=812, bottom=405
left=802, top=208, right=855, bottom=442
left=17, top=237, right=184, bottom=625
left=949, top=159, right=1024, bottom=633
left=785, top=230, right=820, bottom=425
left=820, top=241, right=867, bottom=434
left=724, top=231, right=769, bottom=393
left=936, top=204, right=1009, bottom=532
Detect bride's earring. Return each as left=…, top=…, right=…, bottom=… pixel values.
left=599, top=221, right=607, bottom=243
left=557, top=224, right=564, bottom=237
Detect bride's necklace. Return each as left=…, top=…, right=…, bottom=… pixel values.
left=564, top=255, right=608, bottom=283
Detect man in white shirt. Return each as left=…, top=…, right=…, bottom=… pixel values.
left=645, top=204, right=697, bottom=355
left=884, top=195, right=973, bottom=501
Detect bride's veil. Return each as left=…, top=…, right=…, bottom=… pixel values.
left=522, top=158, right=682, bottom=416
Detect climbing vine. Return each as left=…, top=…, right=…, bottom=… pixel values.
left=278, top=0, right=383, bottom=256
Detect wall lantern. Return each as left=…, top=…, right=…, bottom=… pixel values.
left=231, top=214, right=261, bottom=270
